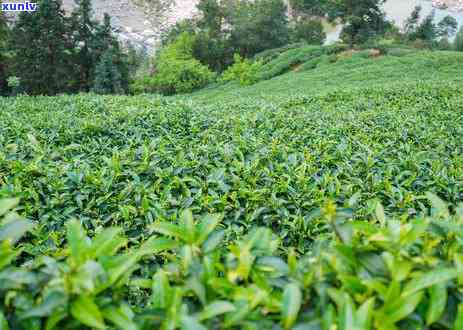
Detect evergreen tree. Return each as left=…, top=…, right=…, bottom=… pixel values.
left=10, top=0, right=73, bottom=95
left=437, top=15, right=458, bottom=38
left=404, top=6, right=421, bottom=37
left=227, top=0, right=290, bottom=58
left=197, top=0, right=224, bottom=37
left=90, top=14, right=129, bottom=94
left=92, top=13, right=114, bottom=59
left=290, top=0, right=328, bottom=17
left=0, top=0, right=10, bottom=95
left=328, top=0, right=388, bottom=46
left=293, top=19, right=326, bottom=45
left=92, top=47, right=124, bottom=94
left=414, top=11, right=437, bottom=43
left=71, top=0, right=97, bottom=91
left=454, top=26, right=463, bottom=51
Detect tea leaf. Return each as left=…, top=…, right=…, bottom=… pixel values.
left=70, top=296, right=105, bottom=329
left=282, top=283, right=302, bottom=329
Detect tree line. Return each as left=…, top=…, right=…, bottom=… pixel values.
left=0, top=0, right=133, bottom=96
left=1, top=0, right=462, bottom=96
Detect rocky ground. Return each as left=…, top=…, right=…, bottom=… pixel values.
left=62, top=0, right=199, bottom=51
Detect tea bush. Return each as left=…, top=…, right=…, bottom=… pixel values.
left=1, top=50, right=463, bottom=329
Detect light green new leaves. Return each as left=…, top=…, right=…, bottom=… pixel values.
left=66, top=219, right=91, bottom=266
left=151, top=210, right=222, bottom=246
left=402, top=268, right=459, bottom=297
left=381, top=292, right=423, bottom=324
left=0, top=198, right=19, bottom=217
left=102, top=304, right=138, bottom=330
left=426, top=283, right=447, bottom=325
left=0, top=198, right=34, bottom=244
left=197, top=301, right=236, bottom=321
left=71, top=296, right=105, bottom=329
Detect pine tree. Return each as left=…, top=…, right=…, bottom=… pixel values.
left=454, top=26, right=463, bottom=51
left=404, top=6, right=421, bottom=37
left=0, top=0, right=10, bottom=95
left=92, top=47, right=124, bottom=94
left=91, top=14, right=129, bottom=94
left=10, top=0, right=73, bottom=95
left=437, top=16, right=458, bottom=39
left=71, top=0, right=97, bottom=91
left=92, top=13, right=114, bottom=59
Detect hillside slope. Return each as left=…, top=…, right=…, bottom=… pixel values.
left=192, top=50, right=463, bottom=102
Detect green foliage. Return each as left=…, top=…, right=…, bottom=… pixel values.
left=92, top=47, right=128, bottom=94
left=227, top=0, right=290, bottom=58
left=150, top=58, right=215, bottom=95
left=0, top=1, right=10, bottom=96
left=254, top=42, right=308, bottom=64
left=328, top=0, right=388, bottom=46
left=454, top=26, right=463, bottom=51
left=405, top=8, right=457, bottom=47
left=9, top=0, right=74, bottom=95
left=132, top=33, right=215, bottom=95
left=6, top=0, right=128, bottom=95
left=258, top=44, right=342, bottom=80
left=437, top=15, right=458, bottom=38
left=6, top=76, right=21, bottom=96
left=221, top=54, right=263, bottom=86
left=290, top=0, right=328, bottom=16
left=158, top=32, right=196, bottom=61
left=2, top=49, right=463, bottom=329
left=292, top=19, right=326, bottom=45
left=71, top=0, right=98, bottom=92
left=193, top=31, right=232, bottom=72
left=159, top=0, right=291, bottom=73
left=1, top=194, right=463, bottom=328
left=161, top=19, right=197, bottom=46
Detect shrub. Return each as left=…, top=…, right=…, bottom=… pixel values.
left=131, top=58, right=214, bottom=95
left=152, top=58, right=215, bottom=95
left=221, top=54, right=263, bottom=86
left=131, top=33, right=215, bottom=95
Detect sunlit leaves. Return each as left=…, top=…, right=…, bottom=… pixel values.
left=282, top=283, right=302, bottom=329
left=70, top=296, right=105, bottom=329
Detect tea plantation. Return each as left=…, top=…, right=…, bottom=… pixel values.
left=1, top=50, right=463, bottom=329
